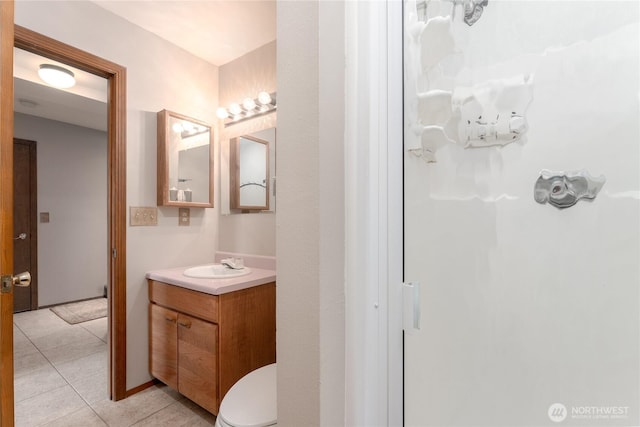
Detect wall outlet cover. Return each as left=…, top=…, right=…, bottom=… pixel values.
left=179, top=207, right=190, bottom=226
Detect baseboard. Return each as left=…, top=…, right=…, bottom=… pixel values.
left=39, top=295, right=106, bottom=310
left=126, top=379, right=159, bottom=398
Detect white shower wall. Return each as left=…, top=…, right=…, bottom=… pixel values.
left=404, top=1, right=639, bottom=426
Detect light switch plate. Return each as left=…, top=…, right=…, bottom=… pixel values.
left=40, top=212, right=50, bottom=223
left=130, top=207, right=158, bottom=226
left=179, top=208, right=190, bottom=226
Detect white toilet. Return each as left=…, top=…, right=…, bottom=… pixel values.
left=215, top=363, right=277, bottom=427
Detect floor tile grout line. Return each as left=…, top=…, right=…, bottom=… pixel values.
left=67, top=379, right=111, bottom=427
left=14, top=382, right=69, bottom=407
left=78, top=319, right=109, bottom=343
left=14, top=313, right=110, bottom=426
left=36, top=342, right=111, bottom=426
left=23, top=322, right=108, bottom=368
left=13, top=341, right=96, bottom=426
left=13, top=320, right=61, bottom=389
left=35, top=405, right=108, bottom=427
left=14, top=322, right=82, bottom=344
left=30, top=390, right=91, bottom=427
left=126, top=393, right=187, bottom=427
left=46, top=346, right=108, bottom=371
left=14, top=309, right=215, bottom=426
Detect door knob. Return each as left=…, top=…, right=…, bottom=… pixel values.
left=14, top=233, right=27, bottom=240
left=12, top=271, right=31, bottom=287
left=1, top=271, right=31, bottom=293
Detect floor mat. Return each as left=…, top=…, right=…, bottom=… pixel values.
left=50, top=297, right=107, bottom=324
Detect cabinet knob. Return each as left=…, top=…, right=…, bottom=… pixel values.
left=178, top=319, right=192, bottom=329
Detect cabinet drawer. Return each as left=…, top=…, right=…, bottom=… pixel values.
left=148, top=280, right=218, bottom=323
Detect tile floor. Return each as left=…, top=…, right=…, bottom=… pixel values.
left=13, top=308, right=216, bottom=427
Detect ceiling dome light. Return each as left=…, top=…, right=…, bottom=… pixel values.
left=257, top=91, right=272, bottom=105
left=38, top=64, right=76, bottom=89
left=216, top=107, right=229, bottom=119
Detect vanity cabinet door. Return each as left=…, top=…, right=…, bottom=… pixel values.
left=149, top=304, right=178, bottom=389
left=177, top=312, right=218, bottom=414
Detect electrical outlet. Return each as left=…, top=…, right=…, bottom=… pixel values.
left=179, top=208, right=190, bottom=226
left=130, top=207, right=158, bottom=226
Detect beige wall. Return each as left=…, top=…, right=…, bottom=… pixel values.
left=276, top=1, right=346, bottom=425
left=15, top=1, right=220, bottom=389
left=218, top=41, right=276, bottom=108
left=218, top=41, right=277, bottom=256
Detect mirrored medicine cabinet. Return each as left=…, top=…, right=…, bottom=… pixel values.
left=157, top=109, right=214, bottom=208
left=229, top=128, right=275, bottom=211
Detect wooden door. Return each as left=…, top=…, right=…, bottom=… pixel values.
left=13, top=139, right=36, bottom=312
left=0, top=1, right=15, bottom=426
left=177, top=312, right=218, bottom=414
left=149, top=303, right=178, bottom=389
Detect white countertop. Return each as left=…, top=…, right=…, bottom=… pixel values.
left=146, top=265, right=276, bottom=295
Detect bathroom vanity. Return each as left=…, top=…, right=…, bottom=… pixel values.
left=146, top=260, right=275, bottom=415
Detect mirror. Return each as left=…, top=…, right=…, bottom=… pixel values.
left=157, top=109, right=213, bottom=207
left=230, top=130, right=273, bottom=211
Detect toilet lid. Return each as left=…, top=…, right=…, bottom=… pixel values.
left=219, top=363, right=277, bottom=427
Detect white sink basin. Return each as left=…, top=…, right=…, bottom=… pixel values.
left=183, top=264, right=252, bottom=279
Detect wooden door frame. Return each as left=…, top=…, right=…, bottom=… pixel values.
left=1, top=2, right=16, bottom=424
left=13, top=26, right=128, bottom=401
left=13, top=138, right=37, bottom=311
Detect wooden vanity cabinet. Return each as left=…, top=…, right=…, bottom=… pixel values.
left=148, top=280, right=275, bottom=415
left=150, top=305, right=218, bottom=412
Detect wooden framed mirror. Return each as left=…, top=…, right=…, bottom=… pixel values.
left=157, top=109, right=213, bottom=207
left=230, top=134, right=270, bottom=211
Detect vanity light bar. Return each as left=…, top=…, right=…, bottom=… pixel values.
left=216, top=91, right=277, bottom=127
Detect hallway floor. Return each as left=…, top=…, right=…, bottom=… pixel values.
left=13, top=307, right=216, bottom=426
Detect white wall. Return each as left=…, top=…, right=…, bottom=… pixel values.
left=276, top=1, right=346, bottom=425
left=218, top=41, right=276, bottom=256
left=404, top=1, right=639, bottom=425
left=15, top=1, right=220, bottom=389
left=14, top=112, right=107, bottom=307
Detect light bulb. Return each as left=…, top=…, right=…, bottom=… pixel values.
left=172, top=123, right=183, bottom=133
left=257, top=91, right=272, bottom=105
left=216, top=107, right=229, bottom=119
left=182, top=122, right=194, bottom=133
left=243, top=97, right=257, bottom=111
left=229, top=103, right=242, bottom=115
